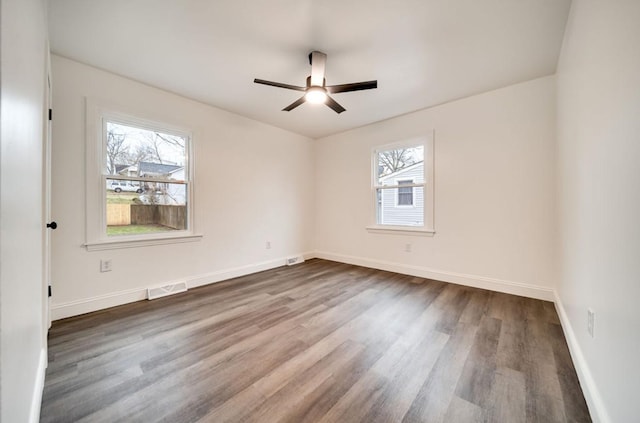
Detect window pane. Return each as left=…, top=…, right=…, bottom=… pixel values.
left=377, top=145, right=424, bottom=185
left=106, top=121, right=186, bottom=180
left=397, top=180, right=413, bottom=205
left=106, top=178, right=187, bottom=236
left=376, top=187, right=424, bottom=226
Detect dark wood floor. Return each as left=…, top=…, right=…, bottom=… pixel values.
left=41, top=259, right=590, bottom=422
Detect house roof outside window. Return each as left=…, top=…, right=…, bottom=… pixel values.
left=138, top=162, right=182, bottom=177
left=115, top=161, right=184, bottom=179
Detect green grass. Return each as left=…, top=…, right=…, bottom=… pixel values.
left=106, top=192, right=140, bottom=204
left=107, top=224, right=175, bottom=236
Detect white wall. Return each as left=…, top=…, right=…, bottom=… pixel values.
left=556, top=1, right=640, bottom=422
left=0, top=0, right=49, bottom=421
left=50, top=56, right=315, bottom=318
left=315, top=76, right=557, bottom=299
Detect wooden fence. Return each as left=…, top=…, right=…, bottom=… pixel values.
left=131, top=205, right=186, bottom=230
left=130, top=204, right=157, bottom=225
left=106, top=204, right=131, bottom=226
left=107, top=204, right=186, bottom=230
left=156, top=205, right=186, bottom=229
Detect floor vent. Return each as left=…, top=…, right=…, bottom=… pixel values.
left=147, top=282, right=188, bottom=300
left=286, top=255, right=305, bottom=266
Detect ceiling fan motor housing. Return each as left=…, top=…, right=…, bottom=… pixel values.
left=306, top=76, right=326, bottom=88
left=254, top=50, right=377, bottom=114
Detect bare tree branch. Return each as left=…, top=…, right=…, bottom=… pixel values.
left=106, top=129, right=127, bottom=174
left=155, top=132, right=185, bottom=149
left=378, top=148, right=418, bottom=176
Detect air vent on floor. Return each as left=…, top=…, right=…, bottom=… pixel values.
left=147, top=281, right=188, bottom=300
left=286, top=255, right=305, bottom=266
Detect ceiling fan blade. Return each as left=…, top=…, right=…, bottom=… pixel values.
left=309, top=51, right=327, bottom=87
left=254, top=79, right=306, bottom=91
left=282, top=96, right=306, bottom=112
left=325, top=95, right=346, bottom=114
left=326, top=80, right=378, bottom=94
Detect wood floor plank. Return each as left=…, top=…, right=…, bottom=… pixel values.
left=81, top=329, right=309, bottom=422
left=234, top=340, right=366, bottom=423
left=455, top=315, right=502, bottom=407
left=444, top=396, right=484, bottom=423
left=484, top=366, right=527, bottom=423
left=315, top=369, right=388, bottom=423
left=359, top=328, right=449, bottom=423
left=41, top=259, right=591, bottom=423
left=401, top=321, right=479, bottom=423
left=547, top=323, right=592, bottom=422
left=199, top=333, right=367, bottom=421
left=496, top=318, right=528, bottom=372
left=277, top=342, right=388, bottom=423
left=522, top=315, right=569, bottom=422
left=459, top=288, right=491, bottom=325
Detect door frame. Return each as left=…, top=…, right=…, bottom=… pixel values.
left=43, top=48, right=53, bottom=332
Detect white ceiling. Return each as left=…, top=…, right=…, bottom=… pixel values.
left=48, top=0, right=571, bottom=139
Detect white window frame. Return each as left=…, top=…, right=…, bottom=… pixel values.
left=367, top=133, right=435, bottom=236
left=395, top=178, right=415, bottom=207
left=84, top=98, right=201, bottom=251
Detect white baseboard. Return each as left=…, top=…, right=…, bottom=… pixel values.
left=314, top=251, right=555, bottom=301
left=51, top=287, right=148, bottom=320
left=51, top=249, right=552, bottom=319
left=51, top=252, right=315, bottom=320
left=187, top=251, right=315, bottom=289
left=29, top=347, right=47, bottom=423
left=554, top=291, right=610, bottom=423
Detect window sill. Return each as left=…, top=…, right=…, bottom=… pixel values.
left=84, top=233, right=203, bottom=251
left=365, top=225, right=435, bottom=236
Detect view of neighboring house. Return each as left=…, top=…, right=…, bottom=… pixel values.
left=113, top=161, right=187, bottom=205
left=378, top=161, right=424, bottom=226
left=137, top=161, right=183, bottom=178
left=114, top=163, right=135, bottom=175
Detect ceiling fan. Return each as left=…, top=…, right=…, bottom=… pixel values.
left=254, top=51, right=377, bottom=114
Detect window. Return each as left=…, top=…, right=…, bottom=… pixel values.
left=85, top=100, right=200, bottom=250
left=397, top=179, right=414, bottom=206
left=103, top=120, right=189, bottom=238
left=369, top=135, right=434, bottom=235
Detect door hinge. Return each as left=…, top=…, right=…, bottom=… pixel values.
left=48, top=285, right=52, bottom=297
left=48, top=109, right=52, bottom=121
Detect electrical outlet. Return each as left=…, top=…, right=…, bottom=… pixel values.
left=266, top=241, right=271, bottom=249
left=100, top=259, right=112, bottom=273
left=404, top=243, right=412, bottom=253
left=587, top=309, right=595, bottom=338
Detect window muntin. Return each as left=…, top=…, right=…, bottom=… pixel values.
left=374, top=144, right=425, bottom=227
left=102, top=118, right=190, bottom=238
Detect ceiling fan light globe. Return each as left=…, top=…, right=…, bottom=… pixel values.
left=305, top=87, right=327, bottom=104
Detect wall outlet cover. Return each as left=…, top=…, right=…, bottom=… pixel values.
left=100, top=259, right=112, bottom=272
